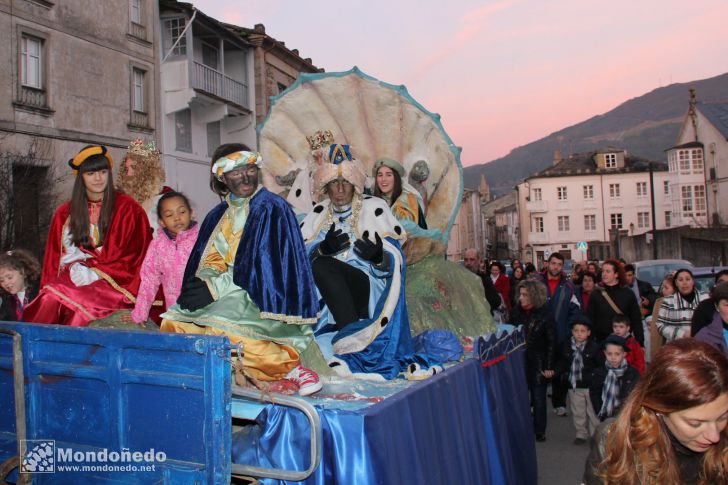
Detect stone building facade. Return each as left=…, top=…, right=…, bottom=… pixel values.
left=0, top=0, right=158, bottom=256
left=447, top=176, right=491, bottom=262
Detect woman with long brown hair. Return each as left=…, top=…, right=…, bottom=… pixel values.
left=584, top=339, right=728, bottom=484
left=24, top=145, right=152, bottom=326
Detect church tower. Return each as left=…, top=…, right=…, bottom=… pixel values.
left=478, top=174, right=490, bottom=202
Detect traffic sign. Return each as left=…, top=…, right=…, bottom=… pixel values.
left=577, top=241, right=588, bottom=252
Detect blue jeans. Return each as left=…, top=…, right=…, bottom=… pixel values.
left=530, top=382, right=548, bottom=435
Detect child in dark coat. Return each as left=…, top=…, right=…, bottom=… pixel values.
left=611, top=314, right=645, bottom=375
left=590, top=335, right=640, bottom=421
left=556, top=317, right=604, bottom=444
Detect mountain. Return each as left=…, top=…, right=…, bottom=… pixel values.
left=464, top=72, right=728, bottom=195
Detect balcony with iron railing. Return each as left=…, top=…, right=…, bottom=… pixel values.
left=191, top=61, right=249, bottom=110
left=16, top=86, right=48, bottom=110
left=130, top=110, right=149, bottom=128
left=129, top=22, right=147, bottom=41
left=13, top=85, right=53, bottom=115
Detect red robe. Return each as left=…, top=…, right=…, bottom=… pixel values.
left=24, top=192, right=152, bottom=326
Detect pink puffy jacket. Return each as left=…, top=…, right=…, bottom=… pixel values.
left=131, top=224, right=199, bottom=323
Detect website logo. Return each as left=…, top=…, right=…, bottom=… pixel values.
left=19, top=440, right=165, bottom=474
left=20, top=439, right=55, bottom=473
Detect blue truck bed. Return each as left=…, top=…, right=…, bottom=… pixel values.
left=0, top=322, right=232, bottom=484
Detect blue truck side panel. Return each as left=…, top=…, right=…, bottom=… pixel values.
left=0, top=322, right=231, bottom=484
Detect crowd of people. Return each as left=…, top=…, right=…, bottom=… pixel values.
left=2, top=136, right=728, bottom=482
left=462, top=251, right=728, bottom=482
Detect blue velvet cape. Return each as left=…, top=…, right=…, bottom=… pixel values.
left=183, top=188, right=320, bottom=322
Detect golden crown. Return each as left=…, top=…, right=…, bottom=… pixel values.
left=127, top=138, right=160, bottom=159
left=306, top=130, right=334, bottom=151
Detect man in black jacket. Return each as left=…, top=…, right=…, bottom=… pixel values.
left=464, top=248, right=502, bottom=315
left=624, top=264, right=658, bottom=316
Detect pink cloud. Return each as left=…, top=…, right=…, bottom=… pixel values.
left=409, top=1, right=518, bottom=83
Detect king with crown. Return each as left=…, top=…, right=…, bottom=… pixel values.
left=116, top=138, right=171, bottom=230
left=300, top=139, right=429, bottom=380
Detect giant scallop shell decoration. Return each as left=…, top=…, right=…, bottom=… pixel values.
left=257, top=67, right=463, bottom=241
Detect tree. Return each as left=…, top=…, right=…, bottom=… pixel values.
left=0, top=136, right=59, bottom=260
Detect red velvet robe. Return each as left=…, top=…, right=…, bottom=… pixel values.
left=24, top=192, right=152, bottom=326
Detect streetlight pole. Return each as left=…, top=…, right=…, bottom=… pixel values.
left=649, top=162, right=658, bottom=259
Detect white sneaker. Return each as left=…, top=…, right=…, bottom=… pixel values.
left=285, top=365, right=323, bottom=396
left=554, top=406, right=568, bottom=417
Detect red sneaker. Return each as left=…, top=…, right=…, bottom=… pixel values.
left=286, top=365, right=323, bottom=396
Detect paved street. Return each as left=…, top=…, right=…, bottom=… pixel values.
left=536, top=398, right=592, bottom=484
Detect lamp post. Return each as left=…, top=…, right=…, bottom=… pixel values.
left=649, top=162, right=658, bottom=259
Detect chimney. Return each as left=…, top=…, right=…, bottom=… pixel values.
left=254, top=23, right=265, bottom=34
left=553, top=149, right=562, bottom=166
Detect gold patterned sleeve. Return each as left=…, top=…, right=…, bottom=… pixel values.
left=392, top=193, right=419, bottom=224
left=200, top=247, right=227, bottom=275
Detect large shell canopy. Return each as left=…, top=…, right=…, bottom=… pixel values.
left=257, top=67, right=463, bottom=240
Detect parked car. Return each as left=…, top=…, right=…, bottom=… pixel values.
left=692, top=266, right=728, bottom=295
left=497, top=260, right=512, bottom=274
left=634, top=259, right=694, bottom=291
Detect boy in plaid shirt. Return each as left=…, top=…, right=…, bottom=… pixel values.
left=556, top=317, right=603, bottom=444
left=590, top=335, right=640, bottom=421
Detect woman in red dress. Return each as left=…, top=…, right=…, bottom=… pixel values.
left=24, top=145, right=152, bottom=326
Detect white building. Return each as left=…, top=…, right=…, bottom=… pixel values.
left=667, top=90, right=728, bottom=226
left=516, top=149, right=670, bottom=264
left=665, top=142, right=708, bottom=228
left=158, top=1, right=257, bottom=214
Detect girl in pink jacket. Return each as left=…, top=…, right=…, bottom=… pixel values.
left=132, top=192, right=199, bottom=324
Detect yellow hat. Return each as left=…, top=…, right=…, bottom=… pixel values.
left=68, top=145, right=113, bottom=174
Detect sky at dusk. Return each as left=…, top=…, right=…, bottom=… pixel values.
left=194, top=0, right=727, bottom=166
